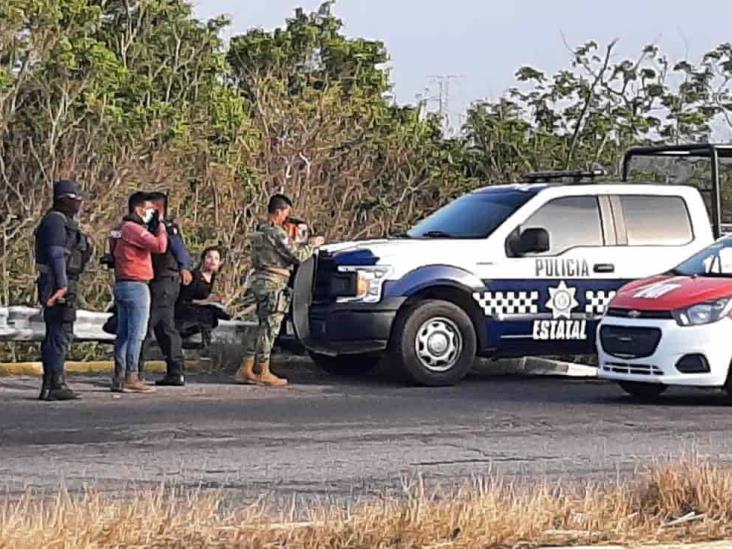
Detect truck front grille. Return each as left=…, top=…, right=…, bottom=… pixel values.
left=312, top=254, right=357, bottom=303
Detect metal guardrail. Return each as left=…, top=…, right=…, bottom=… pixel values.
left=0, top=306, right=255, bottom=344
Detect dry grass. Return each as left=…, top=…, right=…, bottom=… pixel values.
left=3, top=459, right=732, bottom=548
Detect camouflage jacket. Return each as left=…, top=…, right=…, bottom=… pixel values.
left=249, top=220, right=315, bottom=283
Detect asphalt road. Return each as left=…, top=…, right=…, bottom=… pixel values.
left=2, top=360, right=732, bottom=504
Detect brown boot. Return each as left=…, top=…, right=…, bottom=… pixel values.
left=234, top=357, right=259, bottom=385
left=258, top=361, right=287, bottom=387
left=125, top=372, right=156, bottom=393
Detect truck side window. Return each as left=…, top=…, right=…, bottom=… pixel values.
left=618, top=195, right=692, bottom=246
left=522, top=196, right=603, bottom=255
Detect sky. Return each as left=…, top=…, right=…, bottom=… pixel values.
left=193, top=0, right=732, bottom=130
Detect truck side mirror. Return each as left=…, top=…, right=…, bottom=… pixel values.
left=514, top=227, right=550, bottom=255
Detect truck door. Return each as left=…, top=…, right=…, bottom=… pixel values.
left=482, top=194, right=620, bottom=356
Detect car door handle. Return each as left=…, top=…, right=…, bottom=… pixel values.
left=593, top=263, right=615, bottom=273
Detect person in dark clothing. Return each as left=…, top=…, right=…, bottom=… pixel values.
left=34, top=179, right=92, bottom=401
left=138, top=192, right=193, bottom=387
left=175, top=246, right=230, bottom=346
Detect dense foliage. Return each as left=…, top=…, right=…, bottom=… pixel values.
left=1, top=0, right=731, bottom=314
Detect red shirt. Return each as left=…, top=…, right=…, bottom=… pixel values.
left=113, top=221, right=168, bottom=282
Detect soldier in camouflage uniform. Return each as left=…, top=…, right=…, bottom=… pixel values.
left=235, top=194, right=323, bottom=387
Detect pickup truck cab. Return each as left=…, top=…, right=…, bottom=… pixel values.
left=293, top=174, right=714, bottom=386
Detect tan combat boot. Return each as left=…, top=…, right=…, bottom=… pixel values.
left=125, top=372, right=156, bottom=393
left=258, top=361, right=287, bottom=387
left=234, top=357, right=259, bottom=385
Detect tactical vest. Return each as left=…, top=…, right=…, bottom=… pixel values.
left=151, top=220, right=180, bottom=279
left=34, top=210, right=91, bottom=280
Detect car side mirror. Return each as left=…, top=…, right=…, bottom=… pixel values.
left=514, top=227, right=550, bottom=255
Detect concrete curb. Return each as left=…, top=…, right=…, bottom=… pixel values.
left=0, top=360, right=189, bottom=377
left=0, top=357, right=599, bottom=378
left=1, top=356, right=598, bottom=378
left=521, top=356, right=597, bottom=378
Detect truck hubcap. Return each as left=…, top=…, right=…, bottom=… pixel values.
left=415, top=317, right=462, bottom=372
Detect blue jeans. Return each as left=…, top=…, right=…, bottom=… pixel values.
left=114, top=281, right=150, bottom=377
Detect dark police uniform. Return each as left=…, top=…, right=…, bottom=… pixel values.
left=34, top=180, right=91, bottom=401
left=138, top=219, right=191, bottom=385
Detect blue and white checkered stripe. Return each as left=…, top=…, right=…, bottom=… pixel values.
left=473, top=290, right=540, bottom=317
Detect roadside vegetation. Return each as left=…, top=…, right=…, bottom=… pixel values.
left=2, top=459, right=732, bottom=547
left=3, top=0, right=732, bottom=361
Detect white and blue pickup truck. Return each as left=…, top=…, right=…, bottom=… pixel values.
left=292, top=144, right=731, bottom=386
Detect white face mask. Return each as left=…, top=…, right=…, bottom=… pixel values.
left=142, top=208, right=156, bottom=223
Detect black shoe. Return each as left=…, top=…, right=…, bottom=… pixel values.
left=47, top=386, right=79, bottom=401
left=46, top=372, right=79, bottom=401
left=155, top=374, right=185, bottom=387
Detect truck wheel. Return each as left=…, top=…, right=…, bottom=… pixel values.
left=389, top=299, right=477, bottom=386
left=309, top=352, right=381, bottom=376
left=618, top=381, right=667, bottom=399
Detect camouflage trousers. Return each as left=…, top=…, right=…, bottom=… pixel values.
left=242, top=277, right=292, bottom=364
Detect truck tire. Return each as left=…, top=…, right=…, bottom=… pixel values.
left=389, top=299, right=477, bottom=386
left=309, top=352, right=381, bottom=376
left=618, top=381, right=667, bottom=399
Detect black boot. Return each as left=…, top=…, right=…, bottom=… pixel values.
left=110, top=376, right=125, bottom=393
left=111, top=359, right=125, bottom=392
left=46, top=371, right=79, bottom=401
left=38, top=369, right=51, bottom=401
left=155, top=373, right=185, bottom=386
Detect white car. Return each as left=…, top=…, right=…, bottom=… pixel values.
left=598, top=236, right=732, bottom=398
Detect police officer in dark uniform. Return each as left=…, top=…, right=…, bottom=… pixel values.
left=138, top=192, right=193, bottom=386
left=35, top=180, right=92, bottom=401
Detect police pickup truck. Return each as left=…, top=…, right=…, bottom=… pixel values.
left=292, top=144, right=729, bottom=386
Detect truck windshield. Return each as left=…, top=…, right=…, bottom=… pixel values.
left=674, top=237, right=732, bottom=277
left=408, top=188, right=536, bottom=239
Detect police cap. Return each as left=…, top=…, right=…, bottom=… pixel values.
left=53, top=179, right=86, bottom=201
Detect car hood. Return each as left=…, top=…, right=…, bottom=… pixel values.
left=612, top=275, right=732, bottom=311
left=322, top=238, right=477, bottom=268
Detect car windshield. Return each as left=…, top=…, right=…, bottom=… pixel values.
left=407, top=188, right=537, bottom=239
left=674, top=237, right=732, bottom=277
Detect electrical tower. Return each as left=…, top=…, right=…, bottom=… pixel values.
left=426, top=74, right=462, bottom=134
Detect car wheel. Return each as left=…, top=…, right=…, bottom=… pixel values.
left=618, top=381, right=667, bottom=399
left=389, top=299, right=477, bottom=386
left=309, top=352, right=381, bottom=376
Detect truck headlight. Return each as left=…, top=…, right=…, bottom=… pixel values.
left=336, top=266, right=391, bottom=303
left=672, top=297, right=732, bottom=326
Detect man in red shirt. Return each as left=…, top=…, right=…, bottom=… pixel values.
left=112, top=192, right=168, bottom=393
